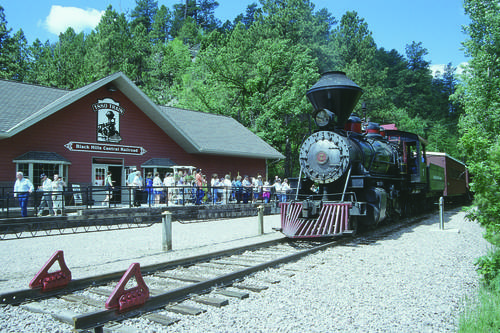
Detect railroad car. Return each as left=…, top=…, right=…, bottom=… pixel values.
left=425, top=152, right=470, bottom=201
left=280, top=71, right=468, bottom=238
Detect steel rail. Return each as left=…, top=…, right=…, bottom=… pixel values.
left=0, top=237, right=286, bottom=305
left=73, top=239, right=340, bottom=331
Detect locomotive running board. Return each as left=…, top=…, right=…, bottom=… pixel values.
left=280, top=202, right=352, bottom=238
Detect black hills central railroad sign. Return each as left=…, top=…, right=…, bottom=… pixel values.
left=64, top=141, right=147, bottom=156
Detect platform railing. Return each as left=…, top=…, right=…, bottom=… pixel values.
left=0, top=185, right=296, bottom=218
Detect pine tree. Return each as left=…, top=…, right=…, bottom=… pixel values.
left=130, top=0, right=158, bottom=34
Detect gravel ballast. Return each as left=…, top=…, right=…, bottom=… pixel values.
left=169, top=209, right=490, bottom=333
left=0, top=209, right=490, bottom=332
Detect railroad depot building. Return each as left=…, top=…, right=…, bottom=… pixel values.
left=0, top=72, right=283, bottom=194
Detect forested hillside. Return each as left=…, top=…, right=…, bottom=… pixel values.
left=0, top=0, right=462, bottom=177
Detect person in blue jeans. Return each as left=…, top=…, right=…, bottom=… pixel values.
left=13, top=172, right=34, bottom=217
left=145, top=173, right=154, bottom=205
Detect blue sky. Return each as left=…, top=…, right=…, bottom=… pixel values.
left=2, top=0, right=469, bottom=73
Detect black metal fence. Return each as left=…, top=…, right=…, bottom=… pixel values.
left=0, top=185, right=296, bottom=218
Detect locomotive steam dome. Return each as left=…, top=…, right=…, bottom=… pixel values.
left=306, top=71, right=363, bottom=126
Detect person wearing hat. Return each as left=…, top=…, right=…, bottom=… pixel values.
left=13, top=171, right=34, bottom=217
left=37, top=173, right=54, bottom=216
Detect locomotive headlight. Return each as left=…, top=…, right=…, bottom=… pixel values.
left=314, top=109, right=334, bottom=127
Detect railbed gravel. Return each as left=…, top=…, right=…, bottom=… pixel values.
left=0, top=209, right=490, bottom=332
left=168, top=210, right=490, bottom=333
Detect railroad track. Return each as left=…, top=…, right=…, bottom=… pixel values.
left=0, top=213, right=432, bottom=332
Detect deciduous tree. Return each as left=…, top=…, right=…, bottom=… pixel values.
left=455, top=0, right=500, bottom=246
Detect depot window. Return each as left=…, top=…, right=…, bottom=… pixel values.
left=13, top=151, right=71, bottom=187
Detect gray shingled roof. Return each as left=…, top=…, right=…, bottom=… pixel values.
left=159, top=106, right=283, bottom=159
left=141, top=158, right=177, bottom=167
left=13, top=151, right=71, bottom=164
left=0, top=80, right=68, bottom=133
left=0, top=73, right=284, bottom=160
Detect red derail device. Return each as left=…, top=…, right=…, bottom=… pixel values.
left=29, top=250, right=72, bottom=292
left=105, top=262, right=149, bottom=312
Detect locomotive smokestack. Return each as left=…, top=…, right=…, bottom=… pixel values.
left=306, top=71, right=363, bottom=126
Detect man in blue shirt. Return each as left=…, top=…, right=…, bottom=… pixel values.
left=13, top=172, right=34, bottom=217
left=234, top=175, right=243, bottom=204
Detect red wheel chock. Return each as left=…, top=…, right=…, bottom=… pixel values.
left=29, top=250, right=72, bottom=292
left=105, top=263, right=149, bottom=312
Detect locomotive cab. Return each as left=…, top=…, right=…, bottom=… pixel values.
left=386, top=130, right=428, bottom=184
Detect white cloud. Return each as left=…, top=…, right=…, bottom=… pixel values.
left=430, top=62, right=468, bottom=77
left=44, top=5, right=104, bottom=35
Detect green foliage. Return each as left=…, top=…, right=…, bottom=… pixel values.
left=0, top=1, right=465, bottom=176
left=130, top=0, right=158, bottom=33
left=83, top=6, right=133, bottom=82
left=454, top=0, right=500, bottom=250
left=329, top=11, right=387, bottom=118
left=150, top=5, right=172, bottom=44
left=476, top=245, right=500, bottom=287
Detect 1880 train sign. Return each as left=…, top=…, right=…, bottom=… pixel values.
left=92, top=98, right=124, bottom=143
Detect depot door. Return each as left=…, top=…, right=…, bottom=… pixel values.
left=92, top=163, right=123, bottom=204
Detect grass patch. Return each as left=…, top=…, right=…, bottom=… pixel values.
left=458, top=275, right=500, bottom=332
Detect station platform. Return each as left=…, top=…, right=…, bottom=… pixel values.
left=0, top=214, right=284, bottom=292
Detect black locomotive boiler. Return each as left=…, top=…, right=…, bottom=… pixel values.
left=280, top=71, right=449, bottom=238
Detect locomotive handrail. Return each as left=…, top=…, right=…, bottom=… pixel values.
left=293, top=191, right=358, bottom=203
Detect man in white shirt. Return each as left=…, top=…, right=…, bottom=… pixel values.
left=126, top=168, right=137, bottom=206
left=132, top=171, right=143, bottom=207
left=51, top=174, right=66, bottom=216
left=13, top=171, right=34, bottom=217
left=37, top=173, right=54, bottom=216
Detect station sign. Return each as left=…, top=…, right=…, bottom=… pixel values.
left=64, top=141, right=147, bottom=155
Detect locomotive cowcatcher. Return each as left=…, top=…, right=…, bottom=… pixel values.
left=280, top=71, right=445, bottom=238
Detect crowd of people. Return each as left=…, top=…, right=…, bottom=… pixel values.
left=11, top=168, right=294, bottom=216
left=13, top=171, right=66, bottom=217
left=126, top=168, right=294, bottom=206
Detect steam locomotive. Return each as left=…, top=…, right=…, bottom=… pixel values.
left=280, top=71, right=468, bottom=238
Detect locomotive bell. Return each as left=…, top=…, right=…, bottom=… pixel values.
left=307, top=71, right=363, bottom=127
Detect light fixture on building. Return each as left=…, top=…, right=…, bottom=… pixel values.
left=106, top=85, right=118, bottom=92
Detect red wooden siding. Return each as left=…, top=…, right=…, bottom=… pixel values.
left=0, top=87, right=267, bottom=184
